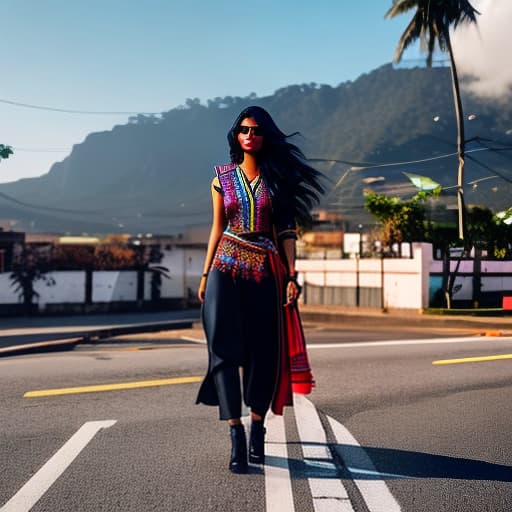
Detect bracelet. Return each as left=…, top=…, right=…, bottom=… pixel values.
left=286, top=274, right=302, bottom=296
left=202, top=272, right=209, bottom=278
left=287, top=272, right=298, bottom=283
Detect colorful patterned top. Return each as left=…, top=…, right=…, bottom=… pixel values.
left=211, top=163, right=297, bottom=282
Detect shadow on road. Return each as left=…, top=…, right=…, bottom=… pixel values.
left=337, top=444, right=512, bottom=481
left=265, top=443, right=512, bottom=481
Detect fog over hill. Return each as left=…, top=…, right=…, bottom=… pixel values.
left=1, top=64, right=511, bottom=234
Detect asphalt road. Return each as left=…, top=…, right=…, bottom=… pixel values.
left=1, top=323, right=511, bottom=511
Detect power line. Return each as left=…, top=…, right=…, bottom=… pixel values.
left=0, top=190, right=211, bottom=219
left=311, top=157, right=385, bottom=167
left=14, top=147, right=69, bottom=153
left=311, top=146, right=512, bottom=173
left=0, top=98, right=161, bottom=116
left=473, top=138, right=512, bottom=163
left=0, top=191, right=100, bottom=214
left=466, top=155, right=512, bottom=185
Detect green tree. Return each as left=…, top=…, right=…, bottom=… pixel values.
left=0, top=144, right=13, bottom=161
left=366, top=191, right=511, bottom=308
left=10, top=246, right=55, bottom=314
left=364, top=190, right=433, bottom=249
left=386, top=0, right=479, bottom=239
left=467, top=206, right=512, bottom=259
left=493, top=212, right=512, bottom=259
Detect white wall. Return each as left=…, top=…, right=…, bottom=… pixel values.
left=143, top=247, right=204, bottom=300
left=184, top=248, right=206, bottom=300
left=159, top=248, right=185, bottom=298
left=297, top=243, right=432, bottom=309
left=297, top=259, right=362, bottom=288
left=481, top=260, right=512, bottom=272
left=2, top=242, right=512, bottom=310
left=0, top=271, right=86, bottom=305
left=92, top=271, right=138, bottom=302
left=0, top=246, right=201, bottom=308
left=382, top=244, right=431, bottom=309
left=34, top=271, right=86, bottom=306
left=144, top=270, right=152, bottom=301
left=0, top=273, right=19, bottom=303
left=429, top=255, right=512, bottom=302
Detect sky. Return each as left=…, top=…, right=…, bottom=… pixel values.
left=1, top=0, right=510, bottom=184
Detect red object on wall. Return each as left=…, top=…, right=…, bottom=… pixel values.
left=502, top=296, right=512, bottom=310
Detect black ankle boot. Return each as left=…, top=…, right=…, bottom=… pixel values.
left=249, top=420, right=266, bottom=464
left=229, top=424, right=248, bottom=474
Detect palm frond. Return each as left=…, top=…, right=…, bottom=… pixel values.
left=149, top=265, right=171, bottom=279
left=393, top=16, right=422, bottom=62
left=426, top=25, right=436, bottom=66
left=385, top=0, right=419, bottom=19
left=450, top=0, right=480, bottom=27
left=387, top=0, right=479, bottom=65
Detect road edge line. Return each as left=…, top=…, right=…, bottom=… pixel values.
left=1, top=420, right=116, bottom=512
left=328, top=416, right=402, bottom=512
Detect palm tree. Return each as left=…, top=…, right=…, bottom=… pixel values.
left=0, top=144, right=13, bottom=161
left=386, top=0, right=479, bottom=240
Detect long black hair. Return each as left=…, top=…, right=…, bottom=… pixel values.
left=227, top=106, right=324, bottom=227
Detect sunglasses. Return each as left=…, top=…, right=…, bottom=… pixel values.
left=238, top=125, right=263, bottom=136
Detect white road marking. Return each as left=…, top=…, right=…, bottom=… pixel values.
left=307, top=335, right=508, bottom=350
left=304, top=459, right=338, bottom=472
left=181, top=334, right=502, bottom=349
left=294, top=394, right=355, bottom=512
left=309, top=477, right=348, bottom=498
left=264, top=414, right=295, bottom=512
left=328, top=416, right=402, bottom=512
left=179, top=335, right=206, bottom=344
left=347, top=467, right=411, bottom=479
left=1, top=420, right=116, bottom=512
left=294, top=394, right=332, bottom=460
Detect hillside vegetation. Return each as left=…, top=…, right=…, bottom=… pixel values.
left=1, top=64, right=510, bottom=234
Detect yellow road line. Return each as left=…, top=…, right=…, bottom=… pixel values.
left=433, top=354, right=512, bottom=365
left=24, top=376, right=203, bottom=398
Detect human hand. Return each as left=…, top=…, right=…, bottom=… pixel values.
left=198, top=277, right=207, bottom=303
left=284, top=279, right=300, bottom=307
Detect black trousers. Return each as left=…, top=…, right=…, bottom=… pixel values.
left=198, top=269, right=279, bottom=420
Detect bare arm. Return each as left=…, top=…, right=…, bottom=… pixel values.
left=198, top=177, right=226, bottom=302
left=280, top=238, right=296, bottom=276
left=280, top=237, right=300, bottom=306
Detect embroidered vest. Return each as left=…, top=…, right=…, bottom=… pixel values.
left=212, top=164, right=276, bottom=282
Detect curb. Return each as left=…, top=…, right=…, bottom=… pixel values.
left=299, top=308, right=512, bottom=332
left=0, top=338, right=80, bottom=358
left=0, top=319, right=195, bottom=358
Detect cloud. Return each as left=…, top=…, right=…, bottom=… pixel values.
left=452, top=0, right=512, bottom=98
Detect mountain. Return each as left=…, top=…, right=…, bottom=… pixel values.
left=1, top=64, right=511, bottom=234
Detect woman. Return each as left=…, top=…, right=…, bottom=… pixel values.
left=196, top=106, right=323, bottom=474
